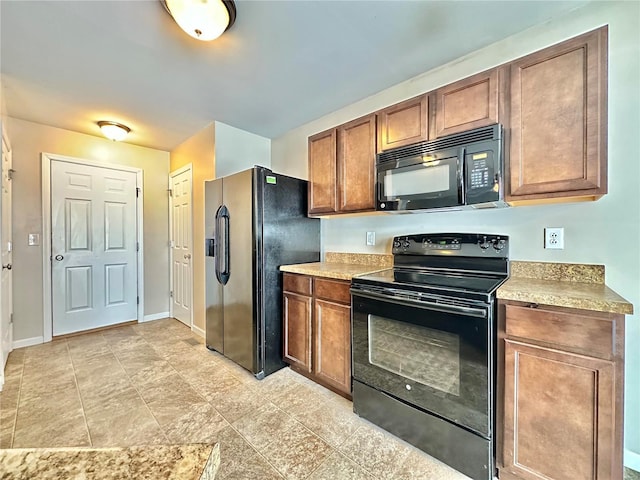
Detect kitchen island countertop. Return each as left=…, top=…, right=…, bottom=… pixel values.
left=0, top=443, right=220, bottom=480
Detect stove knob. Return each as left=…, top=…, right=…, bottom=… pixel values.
left=393, top=240, right=401, bottom=249
left=479, top=236, right=490, bottom=250
left=493, top=239, right=506, bottom=251
left=402, top=240, right=411, bottom=248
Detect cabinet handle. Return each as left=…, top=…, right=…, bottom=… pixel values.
left=528, top=303, right=539, bottom=309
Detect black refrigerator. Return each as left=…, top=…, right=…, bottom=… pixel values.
left=205, top=166, right=320, bottom=379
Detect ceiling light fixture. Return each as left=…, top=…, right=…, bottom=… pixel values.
left=97, top=121, right=131, bottom=142
left=161, top=0, right=236, bottom=42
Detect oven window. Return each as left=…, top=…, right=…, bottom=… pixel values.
left=383, top=163, right=450, bottom=197
left=368, top=314, right=460, bottom=396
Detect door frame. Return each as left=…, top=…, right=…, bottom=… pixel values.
left=168, top=163, right=194, bottom=329
left=41, top=153, right=144, bottom=342
left=1, top=121, right=13, bottom=381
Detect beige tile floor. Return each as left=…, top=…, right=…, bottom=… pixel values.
left=1, top=318, right=637, bottom=480
left=0, top=319, right=468, bottom=479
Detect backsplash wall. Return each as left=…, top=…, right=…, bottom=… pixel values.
left=271, top=1, right=640, bottom=468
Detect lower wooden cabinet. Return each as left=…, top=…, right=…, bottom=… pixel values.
left=498, top=301, right=624, bottom=480
left=283, top=273, right=352, bottom=396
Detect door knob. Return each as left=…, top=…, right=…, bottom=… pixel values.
left=55, top=255, right=64, bottom=261
left=184, top=254, right=191, bottom=259
left=2, top=263, right=11, bottom=270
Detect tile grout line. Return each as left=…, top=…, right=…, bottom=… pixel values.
left=66, top=339, right=94, bottom=447
left=105, top=330, right=172, bottom=445
left=8, top=350, right=26, bottom=448
left=230, top=400, right=336, bottom=480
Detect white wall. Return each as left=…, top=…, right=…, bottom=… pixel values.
left=214, top=121, right=271, bottom=178
left=271, top=1, right=640, bottom=467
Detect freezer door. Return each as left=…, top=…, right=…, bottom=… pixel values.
left=222, top=169, right=256, bottom=372
left=205, top=179, right=224, bottom=353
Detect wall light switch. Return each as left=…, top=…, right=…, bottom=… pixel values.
left=366, top=231, right=376, bottom=246
left=28, top=233, right=40, bottom=246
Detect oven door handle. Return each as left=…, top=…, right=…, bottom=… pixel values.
left=351, top=289, right=488, bottom=318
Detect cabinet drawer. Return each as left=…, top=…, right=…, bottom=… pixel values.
left=314, top=278, right=351, bottom=305
left=504, top=304, right=614, bottom=359
left=283, top=273, right=312, bottom=296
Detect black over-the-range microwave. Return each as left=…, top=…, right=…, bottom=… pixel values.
left=376, top=124, right=506, bottom=212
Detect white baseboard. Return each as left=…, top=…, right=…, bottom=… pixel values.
left=141, top=312, right=170, bottom=322
left=625, top=448, right=640, bottom=472
left=191, top=324, right=205, bottom=338
left=13, top=336, right=44, bottom=349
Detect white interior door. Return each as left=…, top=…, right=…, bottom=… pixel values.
left=169, top=167, right=192, bottom=327
left=1, top=133, right=13, bottom=370
left=51, top=160, right=138, bottom=336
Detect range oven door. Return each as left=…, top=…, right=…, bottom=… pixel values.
left=376, top=147, right=463, bottom=211
left=351, top=286, right=493, bottom=438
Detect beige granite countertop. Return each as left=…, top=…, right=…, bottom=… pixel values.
left=0, top=443, right=220, bottom=480
left=280, top=252, right=392, bottom=281
left=498, top=261, right=633, bottom=315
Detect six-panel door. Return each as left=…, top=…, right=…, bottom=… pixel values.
left=51, top=160, right=138, bottom=336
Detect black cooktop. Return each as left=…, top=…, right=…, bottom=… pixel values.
left=353, top=267, right=507, bottom=297
left=352, top=233, right=510, bottom=302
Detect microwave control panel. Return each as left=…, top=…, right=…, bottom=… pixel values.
left=468, top=151, right=492, bottom=190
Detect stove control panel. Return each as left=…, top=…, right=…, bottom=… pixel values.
left=392, top=233, right=509, bottom=258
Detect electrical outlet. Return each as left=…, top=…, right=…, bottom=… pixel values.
left=544, top=227, right=564, bottom=249
left=366, top=231, right=376, bottom=246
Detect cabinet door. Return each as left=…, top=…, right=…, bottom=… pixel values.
left=283, top=291, right=312, bottom=372
left=308, top=129, right=337, bottom=215
left=434, top=68, right=500, bottom=138
left=313, top=299, right=351, bottom=394
left=337, top=114, right=376, bottom=212
left=377, top=94, right=429, bottom=152
left=507, top=27, right=607, bottom=202
left=502, top=339, right=615, bottom=480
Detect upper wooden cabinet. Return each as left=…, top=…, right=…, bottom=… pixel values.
left=507, top=26, right=608, bottom=204
left=308, top=129, right=337, bottom=214
left=433, top=68, right=502, bottom=138
left=377, top=94, right=429, bottom=152
left=337, top=115, right=377, bottom=212
left=308, top=114, right=376, bottom=216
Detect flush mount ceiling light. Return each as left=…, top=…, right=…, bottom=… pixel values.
left=97, top=121, right=131, bottom=142
left=161, top=0, right=236, bottom=41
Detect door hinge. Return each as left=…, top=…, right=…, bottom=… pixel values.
left=137, top=296, right=140, bottom=305
left=168, top=188, right=173, bottom=197
left=136, top=187, right=141, bottom=197
left=7, top=168, right=15, bottom=181
left=10, top=313, right=13, bottom=325
left=136, top=242, right=139, bottom=252
left=170, top=290, right=173, bottom=298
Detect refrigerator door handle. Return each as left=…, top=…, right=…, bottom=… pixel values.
left=216, top=205, right=230, bottom=285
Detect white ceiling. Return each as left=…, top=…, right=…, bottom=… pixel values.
left=1, top=0, right=589, bottom=152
